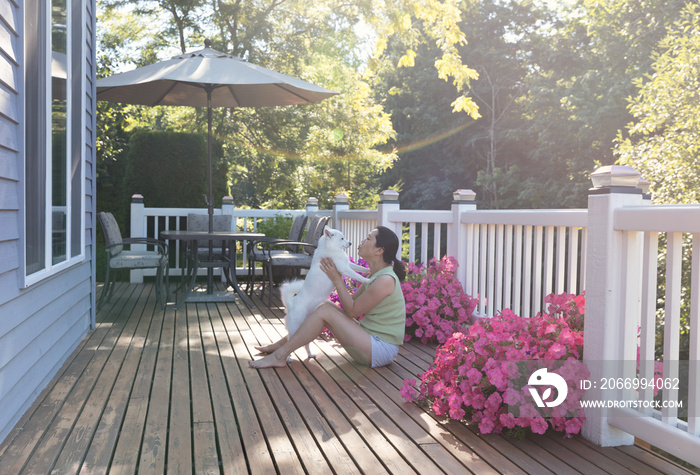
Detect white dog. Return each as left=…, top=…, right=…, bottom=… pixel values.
left=280, top=226, right=372, bottom=360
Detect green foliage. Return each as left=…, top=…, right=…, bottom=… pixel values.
left=374, top=0, right=689, bottom=210
left=612, top=4, right=700, bottom=364
left=98, top=0, right=699, bottom=215
left=97, top=0, right=401, bottom=211
left=615, top=3, right=700, bottom=205
left=256, top=216, right=294, bottom=240
left=122, top=130, right=227, bottom=209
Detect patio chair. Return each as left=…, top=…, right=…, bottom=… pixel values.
left=98, top=211, right=169, bottom=309
left=258, top=215, right=330, bottom=306
left=247, top=214, right=307, bottom=293
left=185, top=213, right=234, bottom=287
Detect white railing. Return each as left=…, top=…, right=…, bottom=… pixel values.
left=131, top=194, right=587, bottom=319
left=599, top=204, right=700, bottom=464
left=334, top=209, right=379, bottom=262
left=455, top=210, right=587, bottom=318
left=580, top=167, right=699, bottom=466
left=129, top=196, right=313, bottom=281
left=127, top=166, right=699, bottom=465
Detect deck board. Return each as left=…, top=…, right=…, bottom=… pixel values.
left=0, top=281, right=697, bottom=474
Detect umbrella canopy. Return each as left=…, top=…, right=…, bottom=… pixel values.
left=97, top=40, right=337, bottom=108
left=97, top=39, right=337, bottom=232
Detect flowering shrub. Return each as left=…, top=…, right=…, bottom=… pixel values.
left=541, top=292, right=585, bottom=332
left=401, top=293, right=588, bottom=438
left=402, top=256, right=478, bottom=344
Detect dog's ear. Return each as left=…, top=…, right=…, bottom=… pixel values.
left=324, top=226, right=331, bottom=237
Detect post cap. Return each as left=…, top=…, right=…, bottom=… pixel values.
left=636, top=178, right=651, bottom=194
left=131, top=193, right=144, bottom=203
left=334, top=193, right=349, bottom=204
left=306, top=197, right=319, bottom=206
left=453, top=189, right=477, bottom=202
left=379, top=190, right=400, bottom=202
left=591, top=165, right=641, bottom=188
left=222, top=196, right=234, bottom=204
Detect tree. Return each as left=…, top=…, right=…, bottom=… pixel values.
left=375, top=0, right=542, bottom=209
left=615, top=3, right=700, bottom=204
left=509, top=0, right=688, bottom=208
left=97, top=0, right=400, bottom=209
left=613, top=3, right=700, bottom=361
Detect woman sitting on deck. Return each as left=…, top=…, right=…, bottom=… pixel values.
left=249, top=226, right=406, bottom=369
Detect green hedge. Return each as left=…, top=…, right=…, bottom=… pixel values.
left=123, top=130, right=227, bottom=209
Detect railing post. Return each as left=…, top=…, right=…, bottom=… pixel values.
left=377, top=190, right=401, bottom=238
left=305, top=197, right=319, bottom=218
left=449, top=189, right=477, bottom=292
left=221, top=196, right=235, bottom=230
left=637, top=178, right=652, bottom=202
left=583, top=165, right=644, bottom=446
left=130, top=194, right=145, bottom=283
left=332, top=194, right=349, bottom=230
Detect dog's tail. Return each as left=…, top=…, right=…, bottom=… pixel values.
left=280, top=279, right=304, bottom=309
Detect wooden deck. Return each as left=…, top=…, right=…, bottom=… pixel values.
left=0, top=282, right=696, bottom=474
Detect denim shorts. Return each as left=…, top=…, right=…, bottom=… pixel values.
left=370, top=335, right=399, bottom=368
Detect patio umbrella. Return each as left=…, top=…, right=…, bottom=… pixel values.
left=97, top=39, right=337, bottom=232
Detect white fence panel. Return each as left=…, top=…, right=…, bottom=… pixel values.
left=387, top=210, right=453, bottom=265
left=458, top=210, right=588, bottom=318
left=335, top=210, right=378, bottom=262
left=131, top=202, right=306, bottom=279
left=608, top=205, right=700, bottom=465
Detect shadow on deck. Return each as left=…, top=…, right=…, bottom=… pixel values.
left=0, top=282, right=695, bottom=474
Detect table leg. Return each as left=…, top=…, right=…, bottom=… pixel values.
left=226, top=239, right=256, bottom=308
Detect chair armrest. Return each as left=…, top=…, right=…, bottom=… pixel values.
left=261, top=240, right=317, bottom=258
left=119, top=238, right=168, bottom=255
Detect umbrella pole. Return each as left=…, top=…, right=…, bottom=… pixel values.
left=207, top=88, right=214, bottom=293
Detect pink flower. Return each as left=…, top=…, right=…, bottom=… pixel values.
left=403, top=286, right=589, bottom=438
left=500, top=412, right=518, bottom=429
left=530, top=417, right=548, bottom=434
left=400, top=379, right=417, bottom=402
left=565, top=417, right=583, bottom=434
left=479, top=416, right=496, bottom=434
left=503, top=387, right=521, bottom=405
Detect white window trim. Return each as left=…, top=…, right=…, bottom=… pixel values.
left=22, top=0, right=86, bottom=288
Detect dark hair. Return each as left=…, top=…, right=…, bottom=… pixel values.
left=375, top=226, right=406, bottom=282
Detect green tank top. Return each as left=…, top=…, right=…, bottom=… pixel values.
left=359, top=266, right=406, bottom=345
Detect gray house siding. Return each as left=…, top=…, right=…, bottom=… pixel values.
left=0, top=0, right=97, bottom=443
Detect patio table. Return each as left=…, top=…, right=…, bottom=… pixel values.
left=161, top=230, right=265, bottom=309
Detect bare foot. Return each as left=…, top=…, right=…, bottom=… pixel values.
left=254, top=338, right=286, bottom=355
left=249, top=353, right=288, bottom=369
left=254, top=345, right=274, bottom=355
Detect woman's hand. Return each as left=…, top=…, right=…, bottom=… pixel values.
left=320, top=257, right=344, bottom=287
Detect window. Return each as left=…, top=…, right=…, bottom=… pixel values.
left=24, top=0, right=83, bottom=283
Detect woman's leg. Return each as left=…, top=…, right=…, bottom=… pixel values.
left=249, top=302, right=371, bottom=368
left=255, top=336, right=287, bottom=354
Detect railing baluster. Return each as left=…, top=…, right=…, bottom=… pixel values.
left=690, top=232, right=700, bottom=435
left=479, top=224, right=488, bottom=317
left=523, top=225, right=533, bottom=318
left=409, top=222, right=416, bottom=263
left=513, top=225, right=523, bottom=316
left=567, top=226, right=579, bottom=294
left=556, top=226, right=566, bottom=294
left=662, top=231, right=683, bottom=426
left=504, top=225, right=513, bottom=311
left=495, top=224, right=504, bottom=315
left=532, top=226, right=544, bottom=316
left=639, top=231, right=658, bottom=415
left=421, top=222, right=429, bottom=265
left=543, top=225, right=554, bottom=303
